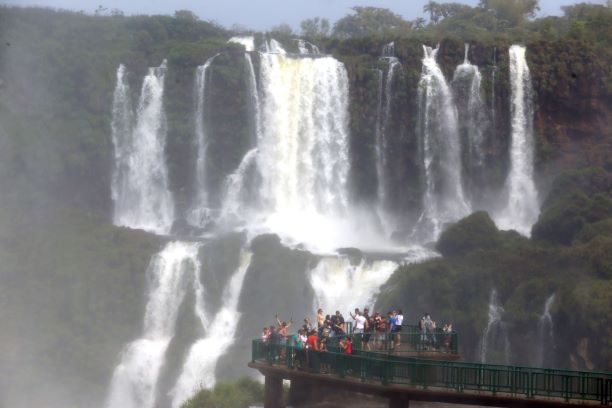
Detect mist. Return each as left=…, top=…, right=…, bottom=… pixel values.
left=0, top=2, right=611, bottom=408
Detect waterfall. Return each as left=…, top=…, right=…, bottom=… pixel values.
left=228, top=36, right=255, bottom=52
left=452, top=44, right=487, bottom=200
left=220, top=148, right=259, bottom=219
left=187, top=55, right=219, bottom=227
left=111, top=61, right=175, bottom=234
left=415, top=45, right=470, bottom=241
left=170, top=251, right=252, bottom=408
left=536, top=294, right=556, bottom=367
left=491, top=47, right=497, bottom=126
left=479, top=289, right=511, bottom=364
left=374, top=68, right=384, bottom=208
left=377, top=42, right=401, bottom=215
left=309, top=247, right=435, bottom=315
left=257, top=44, right=350, bottom=232
left=296, top=39, right=320, bottom=55
left=309, top=257, right=398, bottom=314
left=105, top=242, right=203, bottom=408
left=496, top=45, right=539, bottom=235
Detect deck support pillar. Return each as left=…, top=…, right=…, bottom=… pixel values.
left=264, top=373, right=284, bottom=408
left=389, top=394, right=410, bottom=408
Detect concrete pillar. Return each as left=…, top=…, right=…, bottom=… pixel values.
left=264, top=374, right=284, bottom=408
left=388, top=394, right=410, bottom=408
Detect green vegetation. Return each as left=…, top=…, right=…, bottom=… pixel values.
left=180, top=377, right=263, bottom=408
left=378, top=166, right=612, bottom=371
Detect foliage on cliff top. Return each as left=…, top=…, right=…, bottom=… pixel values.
left=180, top=377, right=263, bottom=408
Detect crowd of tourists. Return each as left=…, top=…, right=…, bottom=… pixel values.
left=260, top=307, right=455, bottom=362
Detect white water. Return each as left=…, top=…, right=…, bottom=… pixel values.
left=105, top=242, right=202, bottom=408
left=111, top=61, right=175, bottom=234
left=220, top=148, right=259, bottom=219
left=480, top=289, right=510, bottom=364
left=377, top=42, right=401, bottom=216
left=536, top=294, right=555, bottom=367
left=452, top=44, right=486, bottom=169
left=415, top=45, right=470, bottom=241
left=495, top=45, right=539, bottom=235
left=228, top=36, right=255, bottom=52
left=187, top=55, right=219, bottom=227
left=296, top=39, right=320, bottom=55
left=309, top=247, right=436, bottom=315
left=491, top=47, right=497, bottom=126
left=171, top=251, right=252, bottom=408
left=254, top=46, right=357, bottom=251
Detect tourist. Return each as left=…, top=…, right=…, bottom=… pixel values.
left=419, top=316, right=427, bottom=350
left=374, top=313, right=386, bottom=349
left=340, top=336, right=352, bottom=355
left=276, top=314, right=293, bottom=342
left=261, top=327, right=270, bottom=342
left=317, top=308, right=325, bottom=334
left=306, top=329, right=320, bottom=372
left=363, top=308, right=374, bottom=351
left=394, top=309, right=404, bottom=348
left=387, top=311, right=397, bottom=350
left=350, top=308, right=366, bottom=335
left=331, top=310, right=345, bottom=338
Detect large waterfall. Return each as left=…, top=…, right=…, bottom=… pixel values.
left=171, top=251, right=252, bottom=408
left=415, top=45, right=470, bottom=241
left=111, top=61, right=175, bottom=234
left=256, top=46, right=353, bottom=250
left=188, top=56, right=219, bottom=227
left=496, top=45, right=539, bottom=235
left=105, top=242, right=203, bottom=408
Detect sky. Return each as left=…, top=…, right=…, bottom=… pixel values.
left=2, top=0, right=607, bottom=31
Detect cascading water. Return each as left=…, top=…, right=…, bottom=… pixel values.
left=111, top=61, right=175, bottom=234
left=228, top=36, right=255, bottom=52
left=187, top=55, right=219, bottom=227
left=415, top=45, right=470, bottom=241
left=495, top=45, right=539, bottom=235
left=309, top=247, right=436, bottom=315
left=452, top=44, right=488, bottom=202
left=479, top=289, right=511, bottom=364
left=219, top=37, right=262, bottom=219
left=535, top=293, right=556, bottom=367
left=256, top=43, right=352, bottom=249
left=452, top=44, right=486, bottom=169
left=491, top=47, right=497, bottom=126
left=105, top=242, right=202, bottom=408
left=377, top=42, right=401, bottom=216
left=296, top=39, right=320, bottom=55
left=220, top=148, right=259, bottom=219
left=170, top=251, right=252, bottom=408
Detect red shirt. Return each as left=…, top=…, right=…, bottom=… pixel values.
left=307, top=335, right=318, bottom=350
left=343, top=339, right=352, bottom=355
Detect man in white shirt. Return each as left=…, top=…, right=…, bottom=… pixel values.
left=350, top=308, right=366, bottom=334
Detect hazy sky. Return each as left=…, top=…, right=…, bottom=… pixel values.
left=3, top=0, right=607, bottom=30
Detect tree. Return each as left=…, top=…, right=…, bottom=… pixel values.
left=300, top=17, right=330, bottom=38
left=174, top=9, right=199, bottom=22
left=270, top=23, right=293, bottom=36
left=423, top=1, right=472, bottom=24
left=478, top=0, right=539, bottom=26
left=332, top=7, right=411, bottom=38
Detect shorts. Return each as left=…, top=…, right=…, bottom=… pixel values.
left=363, top=333, right=371, bottom=342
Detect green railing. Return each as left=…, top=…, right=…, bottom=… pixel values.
left=251, top=339, right=612, bottom=405
left=349, top=325, right=458, bottom=356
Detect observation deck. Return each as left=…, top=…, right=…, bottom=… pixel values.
left=249, top=327, right=612, bottom=408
